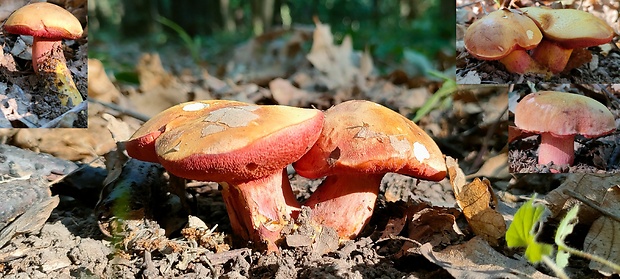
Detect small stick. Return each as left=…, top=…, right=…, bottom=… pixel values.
left=40, top=101, right=87, bottom=128
left=88, top=98, right=150, bottom=122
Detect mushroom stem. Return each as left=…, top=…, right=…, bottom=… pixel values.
left=304, top=174, right=384, bottom=240
left=530, top=39, right=573, bottom=74
left=498, top=49, right=545, bottom=74
left=538, top=132, right=575, bottom=166
left=220, top=169, right=301, bottom=252
left=32, top=37, right=83, bottom=106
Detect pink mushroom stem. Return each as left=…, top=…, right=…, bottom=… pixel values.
left=303, top=174, right=384, bottom=240
left=538, top=132, right=575, bottom=166
left=220, top=169, right=301, bottom=251
left=32, top=37, right=65, bottom=74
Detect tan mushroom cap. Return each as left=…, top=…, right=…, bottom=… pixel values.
left=521, top=7, right=613, bottom=48
left=153, top=102, right=324, bottom=183
left=294, top=100, right=446, bottom=181
left=464, top=9, right=543, bottom=60
left=514, top=91, right=615, bottom=138
left=4, top=2, right=83, bottom=39
left=126, top=100, right=248, bottom=163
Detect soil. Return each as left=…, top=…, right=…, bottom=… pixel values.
left=0, top=163, right=458, bottom=278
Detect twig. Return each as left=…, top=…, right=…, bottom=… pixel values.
left=88, top=98, right=150, bottom=122
left=40, top=101, right=87, bottom=128
left=565, top=189, right=620, bottom=223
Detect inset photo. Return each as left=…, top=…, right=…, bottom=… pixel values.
left=509, top=84, right=620, bottom=173
left=0, top=1, right=87, bottom=128
left=456, top=1, right=619, bottom=84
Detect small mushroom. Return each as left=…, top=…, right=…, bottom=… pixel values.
left=126, top=100, right=324, bottom=252
left=293, top=100, right=446, bottom=240
left=464, top=9, right=544, bottom=74
left=523, top=7, right=614, bottom=73
left=514, top=91, right=615, bottom=169
left=4, top=2, right=84, bottom=106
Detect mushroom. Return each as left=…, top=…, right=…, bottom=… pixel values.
left=464, top=8, right=545, bottom=74
left=523, top=7, right=614, bottom=74
left=4, top=2, right=84, bottom=106
left=514, top=91, right=615, bottom=168
left=126, top=100, right=324, bottom=252
left=293, top=100, right=447, bottom=240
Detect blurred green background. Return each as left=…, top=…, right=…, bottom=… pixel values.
left=89, top=0, right=455, bottom=75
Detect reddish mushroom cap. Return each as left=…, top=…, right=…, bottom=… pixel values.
left=521, top=7, right=613, bottom=49
left=294, top=100, right=447, bottom=181
left=152, top=102, right=324, bottom=183
left=4, top=2, right=83, bottom=39
left=464, top=9, right=543, bottom=60
left=514, top=91, right=615, bottom=139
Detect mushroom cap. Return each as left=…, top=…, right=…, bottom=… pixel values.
left=130, top=101, right=324, bottom=183
left=464, top=9, right=543, bottom=60
left=514, top=91, right=616, bottom=138
left=293, top=100, right=447, bottom=181
left=126, top=100, right=249, bottom=163
left=4, top=2, right=83, bottom=39
left=521, top=7, right=613, bottom=48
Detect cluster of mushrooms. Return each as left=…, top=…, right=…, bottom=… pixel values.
left=464, top=6, right=614, bottom=75
left=125, top=100, right=447, bottom=252
left=513, top=91, right=616, bottom=171
left=3, top=2, right=84, bottom=106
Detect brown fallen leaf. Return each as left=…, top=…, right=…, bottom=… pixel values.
left=420, top=236, right=554, bottom=279
left=584, top=185, right=620, bottom=276
left=306, top=18, right=360, bottom=90
left=545, top=173, right=620, bottom=223
left=88, top=59, right=121, bottom=103
left=447, top=156, right=506, bottom=246
left=466, top=152, right=510, bottom=180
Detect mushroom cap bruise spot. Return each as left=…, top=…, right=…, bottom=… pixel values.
left=203, top=105, right=260, bottom=128
left=413, top=142, right=430, bottom=162
left=514, top=91, right=615, bottom=138
left=294, top=100, right=446, bottom=181
left=182, top=102, right=210, bottom=111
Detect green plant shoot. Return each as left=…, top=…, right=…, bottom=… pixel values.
left=505, top=195, right=553, bottom=263
left=554, top=204, right=580, bottom=268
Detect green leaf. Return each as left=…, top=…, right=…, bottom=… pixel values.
left=505, top=195, right=554, bottom=263
left=554, top=205, right=580, bottom=268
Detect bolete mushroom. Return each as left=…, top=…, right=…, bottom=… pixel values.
left=523, top=7, right=614, bottom=74
left=4, top=2, right=84, bottom=106
left=514, top=91, right=615, bottom=168
left=293, top=100, right=447, bottom=240
left=464, top=8, right=545, bottom=74
left=126, top=100, right=324, bottom=252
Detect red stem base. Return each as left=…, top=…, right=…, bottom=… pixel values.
left=220, top=169, right=300, bottom=252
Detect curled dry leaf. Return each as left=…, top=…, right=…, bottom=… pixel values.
left=584, top=185, right=620, bottom=276
left=447, top=156, right=506, bottom=246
